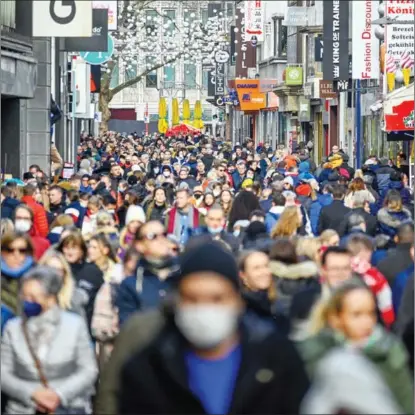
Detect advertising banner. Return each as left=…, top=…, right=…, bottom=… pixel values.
left=206, top=3, right=220, bottom=97
left=63, top=9, right=108, bottom=52
left=235, top=79, right=266, bottom=111
left=385, top=0, right=415, bottom=64
left=92, top=0, right=118, bottom=31
left=352, top=1, right=380, bottom=79
left=245, top=0, right=264, bottom=41
left=323, top=0, right=349, bottom=81
left=235, top=5, right=256, bottom=78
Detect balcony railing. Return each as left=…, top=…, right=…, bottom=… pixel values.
left=1, top=0, right=16, bottom=32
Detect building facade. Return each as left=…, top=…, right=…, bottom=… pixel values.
left=1, top=0, right=51, bottom=177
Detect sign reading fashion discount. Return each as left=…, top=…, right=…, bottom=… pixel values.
left=32, top=0, right=93, bottom=37
left=323, top=0, right=349, bottom=81
left=352, top=1, right=380, bottom=79
left=244, top=0, right=264, bottom=41
left=385, top=0, right=415, bottom=63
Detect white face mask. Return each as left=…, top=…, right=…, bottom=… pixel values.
left=163, top=171, right=170, bottom=177
left=175, top=304, right=239, bottom=349
left=233, top=230, right=240, bottom=237
left=14, top=219, right=32, bottom=233
left=80, top=201, right=88, bottom=208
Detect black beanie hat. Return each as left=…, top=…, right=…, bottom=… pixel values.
left=179, top=240, right=240, bottom=291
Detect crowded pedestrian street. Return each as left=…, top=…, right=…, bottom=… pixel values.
left=1, top=0, right=414, bottom=414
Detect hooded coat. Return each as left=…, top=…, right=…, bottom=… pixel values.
left=377, top=207, right=412, bottom=238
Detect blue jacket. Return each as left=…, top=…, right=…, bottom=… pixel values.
left=265, top=206, right=285, bottom=234
left=392, top=264, right=414, bottom=314
left=260, top=197, right=272, bottom=213
left=232, top=171, right=245, bottom=190
left=375, top=165, right=395, bottom=197
left=389, top=181, right=412, bottom=207
left=65, top=201, right=86, bottom=229
left=309, top=194, right=333, bottom=235
left=1, top=198, right=20, bottom=220
left=116, top=259, right=178, bottom=326
left=318, top=168, right=332, bottom=184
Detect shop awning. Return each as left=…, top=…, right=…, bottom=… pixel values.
left=383, top=83, right=414, bottom=132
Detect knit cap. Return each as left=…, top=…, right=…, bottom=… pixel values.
left=125, top=205, right=146, bottom=225
left=179, top=241, right=240, bottom=291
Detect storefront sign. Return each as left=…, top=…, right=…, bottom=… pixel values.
left=33, top=0, right=92, bottom=37
left=207, top=3, right=220, bottom=97
left=63, top=9, right=108, bottom=52
left=385, top=0, right=415, bottom=64
left=230, top=25, right=236, bottom=66
left=319, top=80, right=337, bottom=99
left=283, top=7, right=308, bottom=27
left=303, top=82, right=313, bottom=99
left=323, top=0, right=349, bottom=80
left=92, top=0, right=118, bottom=31
left=245, top=0, right=264, bottom=41
left=235, top=6, right=256, bottom=78
left=352, top=1, right=380, bottom=79
left=384, top=100, right=415, bottom=132
left=235, top=78, right=266, bottom=111
left=259, top=79, right=278, bottom=92
left=285, top=67, right=303, bottom=86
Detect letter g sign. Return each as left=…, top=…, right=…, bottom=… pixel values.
left=49, top=0, right=76, bottom=24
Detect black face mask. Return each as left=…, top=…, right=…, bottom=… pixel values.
left=194, top=193, right=202, bottom=200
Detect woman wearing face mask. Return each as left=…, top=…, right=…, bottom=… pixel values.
left=298, top=279, right=413, bottom=414
left=38, top=251, right=86, bottom=317
left=13, top=205, right=50, bottom=261
left=1, top=266, right=98, bottom=415
left=1, top=232, right=35, bottom=333
left=145, top=187, right=169, bottom=222
left=105, top=242, right=309, bottom=415
left=58, top=232, right=104, bottom=332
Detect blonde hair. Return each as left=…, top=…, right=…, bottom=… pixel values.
left=308, top=279, right=372, bottom=335
left=50, top=214, right=74, bottom=230
left=271, top=206, right=301, bottom=238
left=1, top=219, right=14, bottom=236
left=38, top=251, right=75, bottom=310
left=295, top=237, right=321, bottom=262
left=96, top=211, right=115, bottom=228
left=319, top=229, right=340, bottom=246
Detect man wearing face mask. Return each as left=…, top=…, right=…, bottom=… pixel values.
left=108, top=241, right=309, bottom=414
left=192, top=205, right=240, bottom=254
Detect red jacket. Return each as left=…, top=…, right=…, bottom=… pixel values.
left=29, top=228, right=50, bottom=261
left=21, top=195, right=49, bottom=238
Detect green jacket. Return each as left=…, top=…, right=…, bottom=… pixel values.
left=297, top=327, right=414, bottom=414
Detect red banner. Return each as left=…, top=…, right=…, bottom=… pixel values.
left=384, top=100, right=415, bottom=132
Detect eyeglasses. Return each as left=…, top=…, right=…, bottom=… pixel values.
left=218, top=169, right=225, bottom=172
left=15, top=216, right=31, bottom=221
left=140, top=231, right=168, bottom=241
left=3, top=247, right=28, bottom=254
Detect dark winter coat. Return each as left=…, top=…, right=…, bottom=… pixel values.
left=377, top=207, right=412, bottom=238
left=118, top=310, right=310, bottom=414
left=1, top=197, right=20, bottom=220
left=375, top=164, right=396, bottom=196
left=309, top=194, right=333, bottom=235
left=270, top=260, right=320, bottom=318
left=317, top=199, right=351, bottom=235
left=339, top=207, right=378, bottom=237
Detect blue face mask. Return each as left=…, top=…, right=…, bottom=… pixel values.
left=208, top=226, right=222, bottom=235
left=23, top=301, right=42, bottom=318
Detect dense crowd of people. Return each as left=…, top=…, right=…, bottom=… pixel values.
left=1, top=131, right=414, bottom=414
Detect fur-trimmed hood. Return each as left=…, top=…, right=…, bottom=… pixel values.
left=377, top=207, right=412, bottom=229
left=270, top=260, right=319, bottom=280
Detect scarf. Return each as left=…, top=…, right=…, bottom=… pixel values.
left=167, top=206, right=199, bottom=237
left=1, top=256, right=34, bottom=279
left=25, top=305, right=61, bottom=356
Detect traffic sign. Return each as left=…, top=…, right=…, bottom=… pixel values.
left=80, top=34, right=114, bottom=65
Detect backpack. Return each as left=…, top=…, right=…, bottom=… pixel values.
left=91, top=268, right=144, bottom=342
left=339, top=167, right=350, bottom=180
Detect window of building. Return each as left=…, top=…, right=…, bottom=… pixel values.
left=145, top=9, right=158, bottom=36
left=184, top=63, right=196, bottom=89
left=273, top=17, right=287, bottom=58
left=163, top=65, right=175, bottom=86
left=183, top=9, right=196, bottom=25
left=306, top=0, right=315, bottom=6
left=125, top=64, right=138, bottom=88
left=1, top=0, right=16, bottom=31
left=201, top=8, right=208, bottom=25
left=202, top=70, right=209, bottom=90
left=146, top=57, right=158, bottom=88
left=110, top=64, right=119, bottom=89
left=163, top=9, right=175, bottom=37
